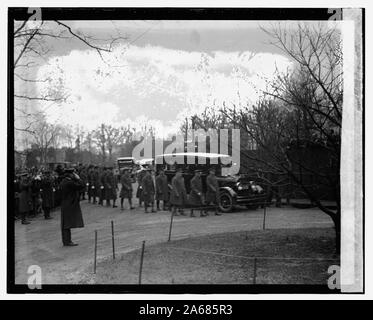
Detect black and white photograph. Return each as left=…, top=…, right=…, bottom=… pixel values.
left=5, top=5, right=364, bottom=296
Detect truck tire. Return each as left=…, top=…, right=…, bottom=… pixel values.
left=219, top=191, right=234, bottom=213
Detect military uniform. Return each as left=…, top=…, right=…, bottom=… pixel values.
left=78, top=167, right=88, bottom=200
left=92, top=168, right=100, bottom=204
left=155, top=172, right=169, bottom=210
left=98, top=167, right=105, bottom=205
left=87, top=167, right=94, bottom=203
left=41, top=173, right=54, bottom=219
left=18, top=176, right=32, bottom=224
left=136, top=170, right=146, bottom=206
left=206, top=172, right=221, bottom=215
left=170, top=173, right=187, bottom=215
left=105, top=169, right=117, bottom=207
left=120, top=171, right=134, bottom=210
left=141, top=171, right=155, bottom=212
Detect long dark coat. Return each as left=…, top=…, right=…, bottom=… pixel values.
left=155, top=174, right=169, bottom=201
left=41, top=176, right=54, bottom=208
left=60, top=177, right=85, bottom=229
left=189, top=175, right=204, bottom=206
left=99, top=171, right=106, bottom=201
left=141, top=173, right=155, bottom=204
left=105, top=172, right=117, bottom=200
left=19, top=180, right=32, bottom=213
left=120, top=173, right=133, bottom=198
left=170, top=175, right=187, bottom=206
left=206, top=174, right=219, bottom=204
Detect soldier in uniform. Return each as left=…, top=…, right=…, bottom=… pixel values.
left=119, top=169, right=135, bottom=210
left=87, top=165, right=94, bottom=203
left=169, top=167, right=187, bottom=216
left=18, top=173, right=32, bottom=224
left=155, top=169, right=169, bottom=211
left=141, top=168, right=156, bottom=213
left=136, top=168, right=146, bottom=207
left=30, top=173, right=42, bottom=217
left=98, top=166, right=105, bottom=206
left=78, top=165, right=88, bottom=201
left=40, top=170, right=54, bottom=220
left=189, top=169, right=207, bottom=217
left=60, top=168, right=85, bottom=246
left=206, top=168, right=222, bottom=216
left=105, top=167, right=118, bottom=208
left=92, top=166, right=100, bottom=204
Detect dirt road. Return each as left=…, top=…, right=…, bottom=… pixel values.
left=14, top=200, right=334, bottom=284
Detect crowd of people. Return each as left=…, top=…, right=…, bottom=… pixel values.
left=14, top=163, right=223, bottom=225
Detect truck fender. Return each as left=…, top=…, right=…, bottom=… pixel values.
left=219, top=186, right=237, bottom=198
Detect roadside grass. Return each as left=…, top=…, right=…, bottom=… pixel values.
left=80, top=228, right=338, bottom=284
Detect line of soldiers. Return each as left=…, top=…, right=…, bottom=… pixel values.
left=83, top=165, right=119, bottom=208
left=14, top=169, right=63, bottom=224
left=135, top=166, right=222, bottom=217
left=81, top=164, right=222, bottom=217
left=14, top=163, right=224, bottom=225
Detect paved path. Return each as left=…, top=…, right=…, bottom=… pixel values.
left=14, top=200, right=334, bottom=284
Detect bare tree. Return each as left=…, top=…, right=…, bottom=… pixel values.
left=30, top=114, right=61, bottom=165
left=92, top=124, right=107, bottom=164
left=221, top=23, right=342, bottom=252
left=14, top=17, right=127, bottom=136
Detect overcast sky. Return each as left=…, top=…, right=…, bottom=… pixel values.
left=32, top=20, right=293, bottom=137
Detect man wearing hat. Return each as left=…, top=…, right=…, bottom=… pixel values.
left=155, top=168, right=169, bottom=211
left=119, top=169, right=135, bottom=210
left=189, top=169, right=206, bottom=217
left=206, top=167, right=222, bottom=216
left=105, top=166, right=118, bottom=208
left=141, top=168, right=156, bottom=213
left=60, top=168, right=85, bottom=246
left=40, top=170, right=54, bottom=220
left=98, top=166, right=106, bottom=206
left=170, top=167, right=187, bottom=216
left=87, top=165, right=94, bottom=203
left=92, top=166, right=100, bottom=204
left=18, top=172, right=32, bottom=224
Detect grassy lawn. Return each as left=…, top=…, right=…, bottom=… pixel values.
left=81, top=228, right=339, bottom=285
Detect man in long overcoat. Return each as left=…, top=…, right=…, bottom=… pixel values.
left=120, top=169, right=134, bottom=210
left=155, top=169, right=169, bottom=211
left=169, top=168, right=187, bottom=216
left=87, top=165, right=94, bottom=203
left=141, top=169, right=156, bottom=213
left=98, top=166, right=105, bottom=206
left=78, top=165, right=88, bottom=201
left=18, top=173, right=31, bottom=224
left=105, top=167, right=118, bottom=208
left=92, top=166, right=100, bottom=204
left=136, top=169, right=146, bottom=207
left=189, top=169, right=206, bottom=217
left=206, top=168, right=221, bottom=216
left=60, top=168, right=85, bottom=246
left=41, top=170, right=54, bottom=220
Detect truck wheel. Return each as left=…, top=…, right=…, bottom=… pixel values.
left=219, top=192, right=234, bottom=213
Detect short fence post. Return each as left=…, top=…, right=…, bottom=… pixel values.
left=111, top=220, right=115, bottom=260
left=168, top=212, right=174, bottom=242
left=138, top=240, right=146, bottom=285
left=93, top=230, right=98, bottom=274
left=262, top=205, right=267, bottom=230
